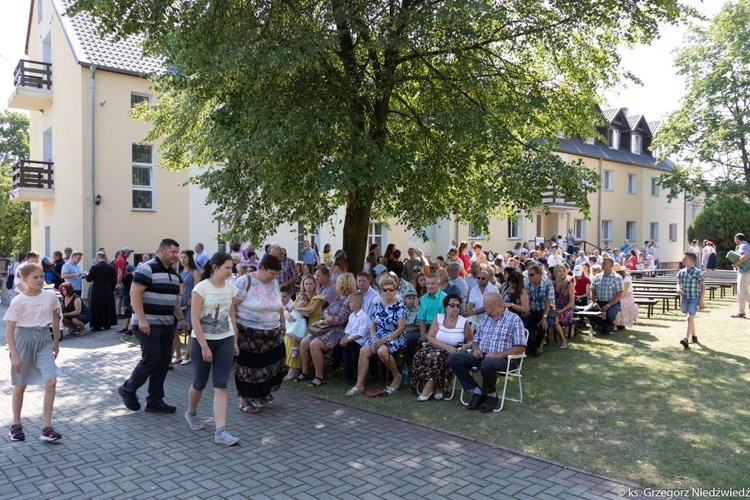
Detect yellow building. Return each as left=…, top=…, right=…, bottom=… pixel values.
left=381, top=107, right=686, bottom=267
left=6, top=1, right=686, bottom=269
left=7, top=0, right=189, bottom=261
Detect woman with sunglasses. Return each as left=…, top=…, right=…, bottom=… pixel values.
left=410, top=293, right=472, bottom=402
left=346, top=277, right=406, bottom=396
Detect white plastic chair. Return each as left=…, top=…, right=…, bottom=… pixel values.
left=446, top=329, right=529, bottom=412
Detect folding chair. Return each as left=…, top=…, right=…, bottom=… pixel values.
left=445, top=329, right=529, bottom=412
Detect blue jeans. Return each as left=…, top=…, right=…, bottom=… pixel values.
left=591, top=301, right=620, bottom=332
left=124, top=324, right=175, bottom=405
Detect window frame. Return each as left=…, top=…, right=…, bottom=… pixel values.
left=573, top=219, right=586, bottom=241
left=669, top=223, right=678, bottom=242
left=130, top=92, right=152, bottom=108
left=507, top=216, right=522, bottom=240
left=631, top=133, right=642, bottom=154
left=627, top=173, right=638, bottom=194
left=650, top=222, right=660, bottom=242
left=603, top=170, right=614, bottom=191
left=626, top=221, right=637, bottom=242
left=651, top=177, right=660, bottom=197
left=601, top=220, right=613, bottom=242
left=369, top=222, right=385, bottom=249
left=608, top=128, right=620, bottom=150
left=132, top=143, right=155, bottom=211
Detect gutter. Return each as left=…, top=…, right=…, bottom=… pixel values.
left=90, top=65, right=97, bottom=258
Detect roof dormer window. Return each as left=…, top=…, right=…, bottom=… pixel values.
left=607, top=128, right=620, bottom=150
left=631, top=133, right=642, bottom=154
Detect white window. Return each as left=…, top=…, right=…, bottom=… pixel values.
left=651, top=177, right=660, bottom=197
left=573, top=219, right=586, bottom=240
left=369, top=222, right=384, bottom=249
left=602, top=220, right=613, bottom=242
left=132, top=144, right=154, bottom=210
left=507, top=216, right=522, bottom=239
left=603, top=170, right=614, bottom=191
left=631, top=133, right=642, bottom=154
left=608, top=128, right=620, bottom=149
left=131, top=93, right=151, bottom=108
left=650, top=222, right=659, bottom=242
left=669, top=223, right=677, bottom=242
left=627, top=173, right=637, bottom=194
left=626, top=221, right=637, bottom=241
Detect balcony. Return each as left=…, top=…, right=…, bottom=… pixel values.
left=7, top=60, right=53, bottom=111
left=9, top=160, right=55, bottom=202
left=541, top=187, right=577, bottom=209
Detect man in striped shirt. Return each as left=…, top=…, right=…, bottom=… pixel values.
left=118, top=239, right=190, bottom=413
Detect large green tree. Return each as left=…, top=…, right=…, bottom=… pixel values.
left=71, top=0, right=688, bottom=271
left=656, top=0, right=750, bottom=203
left=0, top=110, right=31, bottom=256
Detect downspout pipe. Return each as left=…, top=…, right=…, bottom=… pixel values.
left=90, top=65, right=97, bottom=258
left=597, top=158, right=602, bottom=249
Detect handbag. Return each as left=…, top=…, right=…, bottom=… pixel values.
left=307, top=321, right=335, bottom=337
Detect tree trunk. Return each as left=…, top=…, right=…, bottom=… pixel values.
left=342, top=193, right=372, bottom=275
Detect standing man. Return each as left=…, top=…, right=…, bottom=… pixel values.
left=731, top=233, right=750, bottom=318
left=566, top=228, right=576, bottom=256
left=194, top=243, right=209, bottom=268
left=61, top=252, right=84, bottom=297
left=526, top=265, right=554, bottom=355
left=118, top=239, right=190, bottom=413
left=269, top=244, right=299, bottom=294
left=589, top=257, right=624, bottom=335
left=115, top=247, right=133, bottom=317
left=447, top=291, right=526, bottom=413
left=301, top=240, right=318, bottom=267
left=676, top=252, right=705, bottom=348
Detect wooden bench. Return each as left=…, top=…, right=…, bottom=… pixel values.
left=634, top=298, right=658, bottom=318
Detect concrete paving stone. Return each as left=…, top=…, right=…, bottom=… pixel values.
left=570, top=472, right=602, bottom=487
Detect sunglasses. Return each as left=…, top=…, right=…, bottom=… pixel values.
left=528, top=273, right=537, bottom=277
left=382, top=288, right=395, bottom=292
left=477, top=277, right=487, bottom=280
left=446, top=303, right=460, bottom=308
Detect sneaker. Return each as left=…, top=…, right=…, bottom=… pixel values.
left=118, top=384, right=141, bottom=411
left=184, top=411, right=205, bottom=431
left=39, top=426, right=62, bottom=442
left=8, top=424, right=25, bottom=442
left=171, top=357, right=183, bottom=364
left=291, top=347, right=299, bottom=358
left=680, top=338, right=690, bottom=350
left=215, top=427, right=240, bottom=446
left=144, top=401, right=176, bottom=413
left=180, top=359, right=191, bottom=365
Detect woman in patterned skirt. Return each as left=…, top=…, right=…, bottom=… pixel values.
left=410, top=293, right=472, bottom=401
left=232, top=255, right=286, bottom=414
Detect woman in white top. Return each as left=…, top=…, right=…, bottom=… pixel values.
left=186, top=252, right=240, bottom=446
left=409, top=293, right=473, bottom=401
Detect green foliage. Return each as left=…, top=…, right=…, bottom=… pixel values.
left=71, top=0, right=689, bottom=270
left=656, top=0, right=750, bottom=203
left=688, top=196, right=750, bottom=269
left=0, top=110, right=31, bottom=256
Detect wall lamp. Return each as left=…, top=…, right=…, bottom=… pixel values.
left=95, top=194, right=102, bottom=206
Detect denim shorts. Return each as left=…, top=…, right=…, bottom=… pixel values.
left=681, top=297, right=700, bottom=316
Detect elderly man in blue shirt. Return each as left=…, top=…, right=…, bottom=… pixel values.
left=526, top=264, right=555, bottom=356
left=589, top=257, right=624, bottom=335
left=447, top=291, right=526, bottom=413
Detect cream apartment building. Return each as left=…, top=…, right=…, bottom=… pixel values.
left=7, top=0, right=189, bottom=261
left=9, top=1, right=686, bottom=268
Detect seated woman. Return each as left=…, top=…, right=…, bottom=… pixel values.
left=346, top=277, right=406, bottom=396
left=298, top=273, right=356, bottom=387
left=614, top=264, right=639, bottom=331
left=59, top=283, right=91, bottom=336
left=410, top=293, right=472, bottom=401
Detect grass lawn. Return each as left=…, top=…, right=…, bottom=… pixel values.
left=285, top=294, right=750, bottom=490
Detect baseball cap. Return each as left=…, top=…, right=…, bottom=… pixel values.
left=122, top=246, right=134, bottom=253
left=373, top=264, right=387, bottom=275
left=573, top=265, right=584, bottom=277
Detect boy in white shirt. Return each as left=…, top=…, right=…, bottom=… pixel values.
left=339, top=292, right=371, bottom=386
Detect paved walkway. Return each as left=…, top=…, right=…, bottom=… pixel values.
left=0, top=308, right=642, bottom=499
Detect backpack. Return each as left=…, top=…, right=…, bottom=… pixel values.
left=5, top=272, right=13, bottom=290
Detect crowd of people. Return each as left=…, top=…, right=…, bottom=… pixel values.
left=4, top=231, right=749, bottom=444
